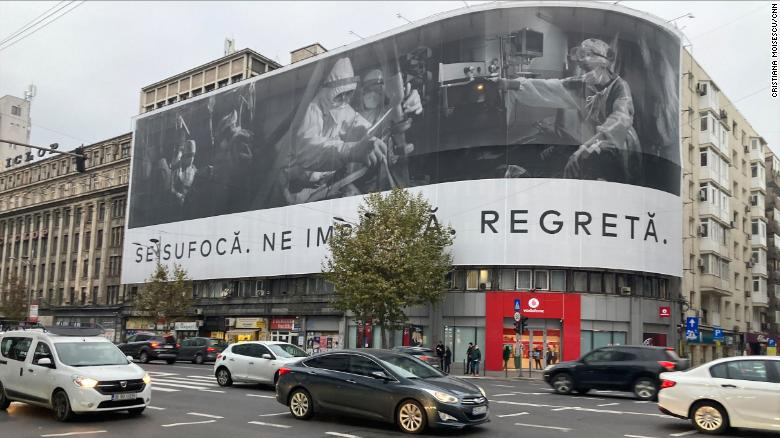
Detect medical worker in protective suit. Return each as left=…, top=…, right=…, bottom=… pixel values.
left=353, top=68, right=423, bottom=191
left=494, top=38, right=641, bottom=183
left=288, top=57, right=388, bottom=203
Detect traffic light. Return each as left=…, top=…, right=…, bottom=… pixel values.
left=514, top=316, right=529, bottom=334
left=73, top=146, right=86, bottom=173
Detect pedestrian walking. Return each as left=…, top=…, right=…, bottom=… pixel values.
left=435, top=341, right=445, bottom=369
left=545, top=348, right=553, bottom=367
left=533, top=348, right=543, bottom=369
left=465, top=343, right=474, bottom=375
left=513, top=342, right=522, bottom=371
left=503, top=345, right=511, bottom=371
left=444, top=346, right=452, bottom=374
left=471, top=345, right=482, bottom=376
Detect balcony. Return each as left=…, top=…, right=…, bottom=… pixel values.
left=699, top=166, right=729, bottom=191
left=700, top=274, right=732, bottom=296
left=699, top=129, right=725, bottom=152
left=699, top=203, right=731, bottom=224
left=752, top=289, right=770, bottom=307
left=751, top=176, right=767, bottom=192
left=699, top=239, right=730, bottom=257
left=752, top=260, right=767, bottom=276
left=752, top=232, right=767, bottom=248
left=698, top=85, right=720, bottom=115
left=750, top=146, right=764, bottom=163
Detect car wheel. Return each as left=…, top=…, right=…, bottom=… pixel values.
left=166, top=358, right=176, bottom=365
left=139, top=351, right=150, bottom=364
left=127, top=407, right=145, bottom=417
left=397, top=399, right=426, bottom=434
left=0, top=381, right=11, bottom=410
left=193, top=354, right=204, bottom=365
left=632, top=377, right=658, bottom=401
left=551, top=373, right=574, bottom=395
left=691, top=401, right=729, bottom=435
left=52, top=390, right=74, bottom=422
left=288, top=388, right=313, bottom=420
left=216, top=367, right=233, bottom=387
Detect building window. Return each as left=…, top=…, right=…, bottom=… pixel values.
left=534, top=270, right=549, bottom=290
left=120, top=143, right=131, bottom=158
left=94, top=257, right=100, bottom=276
left=573, top=271, right=588, bottom=291
left=82, top=260, right=88, bottom=278
left=98, top=202, right=106, bottom=221
left=466, top=270, right=479, bottom=290
left=751, top=163, right=758, bottom=178
left=11, top=105, right=21, bottom=116
left=700, top=150, right=708, bottom=166
left=700, top=114, right=708, bottom=131
left=96, top=229, right=102, bottom=248
left=588, top=272, right=603, bottom=293
left=550, top=270, right=566, bottom=291
left=516, top=270, right=531, bottom=290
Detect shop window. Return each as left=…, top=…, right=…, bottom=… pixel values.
left=534, top=270, right=549, bottom=290
left=466, top=270, right=479, bottom=290
left=550, top=270, right=565, bottom=291
left=515, top=270, right=531, bottom=290
left=603, top=273, right=615, bottom=294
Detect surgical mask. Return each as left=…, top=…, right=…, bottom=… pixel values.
left=362, top=91, right=381, bottom=110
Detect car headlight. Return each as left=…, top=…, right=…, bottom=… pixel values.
left=423, top=388, right=459, bottom=404
left=544, top=365, right=555, bottom=371
left=73, top=376, right=98, bottom=388
left=477, top=385, right=487, bottom=398
left=143, top=373, right=151, bottom=385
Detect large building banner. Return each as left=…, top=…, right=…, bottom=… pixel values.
left=123, top=2, right=682, bottom=283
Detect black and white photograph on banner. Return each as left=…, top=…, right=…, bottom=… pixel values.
left=128, top=5, right=680, bottom=229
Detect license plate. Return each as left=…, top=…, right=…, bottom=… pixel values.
left=164, top=345, right=173, bottom=349
left=111, top=392, right=139, bottom=401
left=472, top=406, right=487, bottom=415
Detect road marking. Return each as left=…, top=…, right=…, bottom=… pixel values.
left=146, top=406, right=166, bottom=410
left=575, top=397, right=606, bottom=401
left=492, top=384, right=516, bottom=388
left=497, top=412, right=529, bottom=418
left=151, top=387, right=180, bottom=392
left=147, top=371, right=178, bottom=377
left=624, top=435, right=658, bottom=438
left=595, top=390, right=616, bottom=393
left=597, top=402, right=620, bottom=407
left=153, top=377, right=219, bottom=387
left=491, top=393, right=516, bottom=397
left=259, top=412, right=289, bottom=417
left=187, top=412, right=224, bottom=419
left=161, top=420, right=217, bottom=427
left=325, top=433, right=362, bottom=438
left=198, top=389, right=226, bottom=394
left=513, top=392, right=555, bottom=396
left=513, top=423, right=572, bottom=432
left=494, top=400, right=668, bottom=418
left=551, top=407, right=572, bottom=411
left=152, top=381, right=218, bottom=390
left=247, top=421, right=291, bottom=428
left=246, top=394, right=276, bottom=398
left=187, top=375, right=217, bottom=381
left=634, top=401, right=651, bottom=404
left=40, top=432, right=107, bottom=437
left=669, top=431, right=698, bottom=437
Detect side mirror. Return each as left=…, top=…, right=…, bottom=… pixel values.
left=37, top=357, right=53, bottom=367
left=261, top=354, right=272, bottom=360
left=127, top=355, right=134, bottom=362
left=371, top=371, right=391, bottom=380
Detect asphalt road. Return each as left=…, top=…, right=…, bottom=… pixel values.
left=1, top=361, right=776, bottom=438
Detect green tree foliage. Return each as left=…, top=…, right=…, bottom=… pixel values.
left=324, top=188, right=454, bottom=348
left=135, top=263, right=194, bottom=327
left=0, top=274, right=28, bottom=322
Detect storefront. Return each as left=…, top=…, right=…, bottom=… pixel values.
left=305, top=316, right=341, bottom=353
left=174, top=321, right=199, bottom=339
left=226, top=317, right=268, bottom=342
left=270, top=317, right=301, bottom=346
left=485, top=292, right=581, bottom=372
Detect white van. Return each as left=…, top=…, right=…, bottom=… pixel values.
left=0, top=326, right=151, bottom=421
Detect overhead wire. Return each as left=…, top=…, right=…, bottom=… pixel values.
left=0, top=1, right=67, bottom=46
left=0, top=1, right=84, bottom=53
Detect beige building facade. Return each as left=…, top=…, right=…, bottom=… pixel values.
left=0, top=133, right=132, bottom=341
left=0, top=95, right=32, bottom=167
left=681, top=50, right=776, bottom=364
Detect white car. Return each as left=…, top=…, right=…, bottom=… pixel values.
left=0, top=327, right=152, bottom=421
left=658, top=356, right=780, bottom=434
left=214, top=341, right=308, bottom=387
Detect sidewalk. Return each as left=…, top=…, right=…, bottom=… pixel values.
left=447, top=363, right=546, bottom=381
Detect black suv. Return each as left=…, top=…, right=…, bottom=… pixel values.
left=543, top=345, right=689, bottom=401
left=178, top=337, right=227, bottom=364
left=117, top=332, right=180, bottom=364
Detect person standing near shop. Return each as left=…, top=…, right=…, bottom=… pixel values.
left=465, top=343, right=474, bottom=375
left=545, top=347, right=553, bottom=367
left=514, top=342, right=522, bottom=372
left=503, top=345, right=511, bottom=372
left=533, top=348, right=543, bottom=369
left=444, top=346, right=452, bottom=374
left=471, top=345, right=482, bottom=376
left=435, top=341, right=445, bottom=369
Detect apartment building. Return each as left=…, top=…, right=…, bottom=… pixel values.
left=0, top=133, right=132, bottom=341
left=681, top=50, right=776, bottom=364
left=0, top=95, right=32, bottom=166
left=763, top=151, right=780, bottom=345
left=139, top=48, right=281, bottom=113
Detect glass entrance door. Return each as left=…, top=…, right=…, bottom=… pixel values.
left=502, top=319, right=562, bottom=371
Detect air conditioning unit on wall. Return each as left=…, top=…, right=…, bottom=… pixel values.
left=620, top=287, right=631, bottom=296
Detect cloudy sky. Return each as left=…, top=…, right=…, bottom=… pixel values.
left=0, top=1, right=777, bottom=153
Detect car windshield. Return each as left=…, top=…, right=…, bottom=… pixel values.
left=376, top=354, right=445, bottom=379
left=267, top=343, right=307, bottom=358
left=55, top=342, right=129, bottom=367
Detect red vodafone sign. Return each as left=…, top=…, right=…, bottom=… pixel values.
left=659, top=306, right=671, bottom=318
left=519, top=294, right=564, bottom=317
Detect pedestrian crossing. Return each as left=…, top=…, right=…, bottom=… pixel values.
left=147, top=372, right=224, bottom=393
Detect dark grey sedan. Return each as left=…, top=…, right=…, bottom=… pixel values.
left=275, top=349, right=489, bottom=434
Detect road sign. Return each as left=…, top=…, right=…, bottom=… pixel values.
left=713, top=327, right=724, bottom=341
left=769, top=339, right=777, bottom=347
left=685, top=317, right=699, bottom=341
left=514, top=299, right=521, bottom=311
left=514, top=312, right=521, bottom=322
